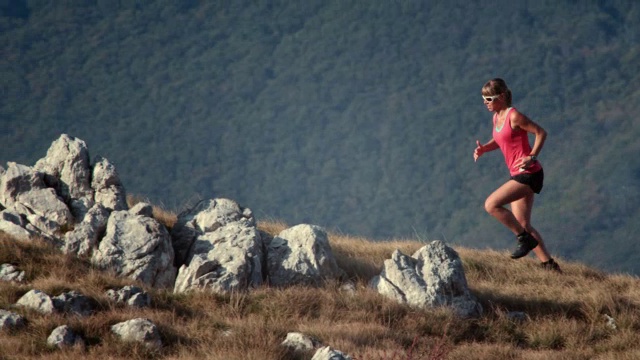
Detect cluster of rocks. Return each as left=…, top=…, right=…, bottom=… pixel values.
left=0, top=284, right=154, bottom=349
left=0, top=135, right=483, bottom=353
left=0, top=135, right=347, bottom=293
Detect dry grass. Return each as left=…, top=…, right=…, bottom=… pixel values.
left=1, top=205, right=640, bottom=359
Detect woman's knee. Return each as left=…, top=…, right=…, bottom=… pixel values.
left=484, top=198, right=498, bottom=214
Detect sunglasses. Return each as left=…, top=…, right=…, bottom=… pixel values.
left=482, top=94, right=502, bottom=102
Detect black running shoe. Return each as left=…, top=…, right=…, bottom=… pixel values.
left=541, top=258, right=562, bottom=273
left=510, top=231, right=539, bottom=259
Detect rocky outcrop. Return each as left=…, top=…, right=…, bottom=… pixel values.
left=0, top=135, right=129, bottom=253
left=91, top=203, right=176, bottom=288
left=172, top=199, right=264, bottom=293
left=370, top=240, right=482, bottom=318
left=267, top=224, right=345, bottom=287
left=2, top=135, right=354, bottom=294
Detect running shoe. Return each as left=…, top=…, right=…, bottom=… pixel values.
left=510, top=231, right=539, bottom=259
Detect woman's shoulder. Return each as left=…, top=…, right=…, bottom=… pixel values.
left=508, top=107, right=534, bottom=130
left=507, top=107, right=525, bottom=121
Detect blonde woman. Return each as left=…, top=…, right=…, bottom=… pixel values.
left=474, top=78, right=560, bottom=272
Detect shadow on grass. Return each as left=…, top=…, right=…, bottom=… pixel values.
left=474, top=289, right=588, bottom=320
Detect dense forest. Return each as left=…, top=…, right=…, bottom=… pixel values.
left=1, top=1, right=639, bottom=274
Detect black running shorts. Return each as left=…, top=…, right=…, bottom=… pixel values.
left=511, top=168, right=544, bottom=194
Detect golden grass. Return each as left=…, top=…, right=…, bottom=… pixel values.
left=1, top=203, right=640, bottom=359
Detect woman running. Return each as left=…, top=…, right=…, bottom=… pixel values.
left=474, top=78, right=561, bottom=272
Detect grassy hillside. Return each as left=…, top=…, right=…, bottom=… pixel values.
left=1, top=1, right=639, bottom=275
left=1, top=203, right=639, bottom=359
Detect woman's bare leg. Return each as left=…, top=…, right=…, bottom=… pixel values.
left=484, top=180, right=533, bottom=235
left=511, top=194, right=552, bottom=262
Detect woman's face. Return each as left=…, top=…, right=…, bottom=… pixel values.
left=482, top=93, right=504, bottom=112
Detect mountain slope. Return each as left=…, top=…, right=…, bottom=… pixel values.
left=1, top=212, right=640, bottom=359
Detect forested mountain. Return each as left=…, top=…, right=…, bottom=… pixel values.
left=1, top=1, right=639, bottom=274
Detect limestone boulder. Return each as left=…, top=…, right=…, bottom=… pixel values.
left=370, top=240, right=482, bottom=318
left=16, top=289, right=56, bottom=314
left=47, top=325, right=85, bottom=348
left=267, top=224, right=344, bottom=287
left=0, top=163, right=73, bottom=236
left=91, top=156, right=127, bottom=211
left=91, top=204, right=176, bottom=288
left=171, top=198, right=255, bottom=267
left=171, top=199, right=263, bottom=294
left=282, top=332, right=322, bottom=352
left=174, top=220, right=263, bottom=294
left=111, top=318, right=162, bottom=349
left=33, top=134, right=94, bottom=219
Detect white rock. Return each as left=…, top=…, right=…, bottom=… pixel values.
left=91, top=156, right=127, bottom=212
left=33, top=134, right=94, bottom=219
left=63, top=203, right=110, bottom=257
left=0, top=162, right=44, bottom=208
left=0, top=263, right=25, bottom=283
left=267, top=224, right=345, bottom=287
left=0, top=309, right=26, bottom=331
left=47, top=325, right=84, bottom=348
left=312, top=346, right=353, bottom=360
left=370, top=241, right=482, bottom=318
left=174, top=222, right=264, bottom=293
left=0, top=210, right=34, bottom=241
left=604, top=314, right=617, bottom=330
left=282, top=332, right=321, bottom=352
left=92, top=207, right=176, bottom=288
left=171, top=198, right=255, bottom=267
left=111, top=318, right=162, bottom=349
left=16, top=289, right=56, bottom=314
left=0, top=163, right=73, bottom=236
left=106, top=286, right=150, bottom=308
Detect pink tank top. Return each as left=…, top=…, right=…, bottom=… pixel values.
left=492, top=107, right=542, bottom=176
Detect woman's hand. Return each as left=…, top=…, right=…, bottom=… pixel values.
left=474, top=140, right=484, bottom=162
left=474, top=139, right=498, bottom=162
left=513, top=155, right=536, bottom=171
